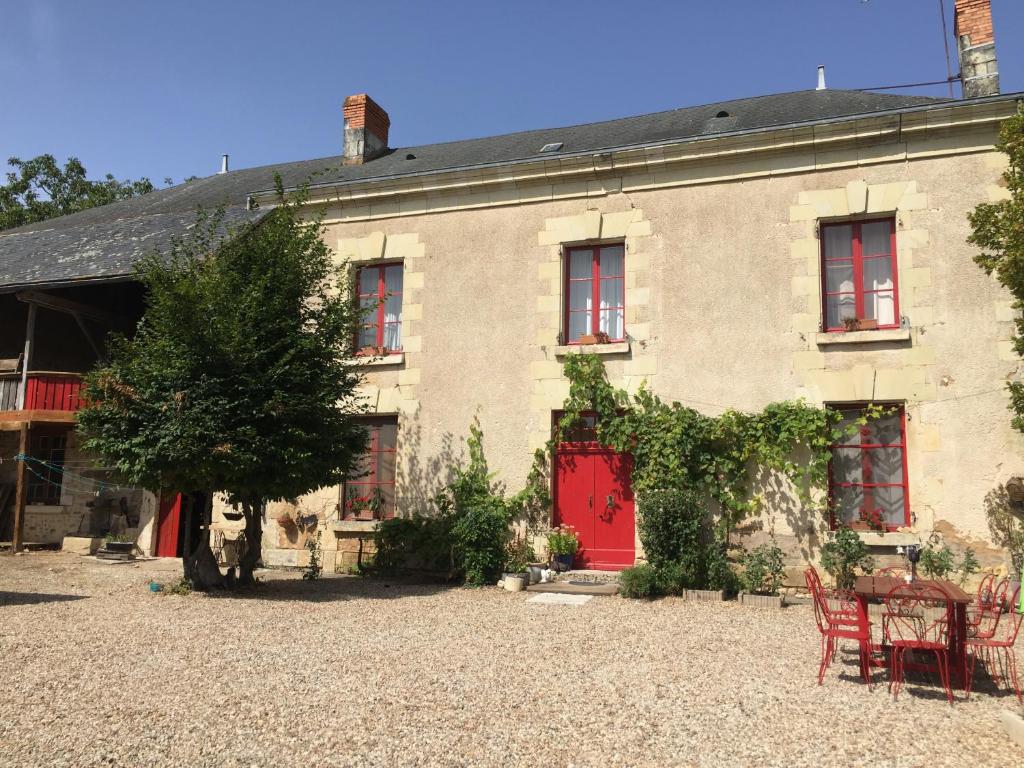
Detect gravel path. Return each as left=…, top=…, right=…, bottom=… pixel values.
left=1, top=552, right=1022, bottom=768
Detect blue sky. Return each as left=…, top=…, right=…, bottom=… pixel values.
left=2, top=0, right=1022, bottom=185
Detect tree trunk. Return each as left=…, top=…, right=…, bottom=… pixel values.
left=182, top=493, right=225, bottom=590
left=238, top=496, right=264, bottom=585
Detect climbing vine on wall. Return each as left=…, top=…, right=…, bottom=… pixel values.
left=546, top=353, right=883, bottom=543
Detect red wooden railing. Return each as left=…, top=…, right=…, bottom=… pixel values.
left=0, top=372, right=84, bottom=412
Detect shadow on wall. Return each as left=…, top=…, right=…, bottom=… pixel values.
left=396, top=404, right=459, bottom=517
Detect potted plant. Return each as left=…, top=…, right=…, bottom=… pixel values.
left=502, top=534, right=532, bottom=585
left=819, top=526, right=874, bottom=590
left=546, top=525, right=579, bottom=572
left=738, top=542, right=786, bottom=608
left=985, top=482, right=1024, bottom=588
left=577, top=334, right=599, bottom=345
left=842, top=317, right=878, bottom=332
left=102, top=532, right=134, bottom=555
left=687, top=537, right=733, bottom=601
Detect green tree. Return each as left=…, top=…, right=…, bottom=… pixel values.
left=970, top=106, right=1024, bottom=430
left=0, top=154, right=157, bottom=231
left=76, top=181, right=368, bottom=587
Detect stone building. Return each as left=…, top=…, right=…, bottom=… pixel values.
left=0, top=0, right=1019, bottom=578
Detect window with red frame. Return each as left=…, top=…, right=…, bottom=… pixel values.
left=27, top=432, right=67, bottom=504
left=821, top=218, right=899, bottom=331
left=356, top=263, right=403, bottom=352
left=342, top=418, right=397, bottom=520
left=565, top=244, right=625, bottom=343
left=828, top=405, right=909, bottom=530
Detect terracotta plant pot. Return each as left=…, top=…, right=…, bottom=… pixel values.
left=577, top=334, right=599, bottom=345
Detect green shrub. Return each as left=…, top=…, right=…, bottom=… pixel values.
left=740, top=542, right=786, bottom=596
left=919, top=535, right=980, bottom=585
left=704, top=539, right=739, bottom=593
left=453, top=497, right=510, bottom=586
left=636, top=488, right=704, bottom=571
left=820, top=527, right=874, bottom=590
left=655, top=561, right=689, bottom=596
left=374, top=515, right=455, bottom=575
left=619, top=564, right=662, bottom=599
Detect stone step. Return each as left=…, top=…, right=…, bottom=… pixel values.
left=525, top=581, right=619, bottom=596
left=555, top=569, right=621, bottom=585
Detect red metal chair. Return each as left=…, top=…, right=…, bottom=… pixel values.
left=805, top=568, right=873, bottom=686
left=968, top=576, right=1010, bottom=639
left=966, top=586, right=1023, bottom=703
left=882, top=582, right=954, bottom=703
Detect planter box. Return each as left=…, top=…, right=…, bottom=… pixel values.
left=686, top=589, right=725, bottom=602
left=739, top=592, right=784, bottom=609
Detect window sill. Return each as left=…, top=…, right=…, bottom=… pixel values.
left=350, top=352, right=404, bottom=367
left=330, top=520, right=379, bottom=533
left=554, top=341, right=630, bottom=357
left=853, top=531, right=919, bottom=547
left=815, top=328, right=911, bottom=347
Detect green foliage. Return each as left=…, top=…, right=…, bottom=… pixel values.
left=374, top=418, right=511, bottom=586
left=302, top=530, right=323, bottom=581
left=508, top=448, right=552, bottom=532
left=654, top=561, right=689, bottom=596
left=164, top=578, right=193, bottom=596
left=103, top=532, right=133, bottom=544
left=820, top=527, right=874, bottom=590
left=969, top=106, right=1024, bottom=431
left=556, top=354, right=869, bottom=546
left=919, top=534, right=979, bottom=585
left=619, top=564, right=662, bottom=600
left=546, top=524, right=579, bottom=556
left=985, top=483, right=1024, bottom=574
left=740, top=542, right=786, bottom=596
left=0, top=154, right=161, bottom=231
left=504, top=534, right=535, bottom=572
left=75, top=179, right=368, bottom=583
left=635, top=488, right=704, bottom=573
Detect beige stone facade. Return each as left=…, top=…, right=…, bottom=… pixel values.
left=248, top=97, right=1024, bottom=575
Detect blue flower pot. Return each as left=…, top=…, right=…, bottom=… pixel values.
left=553, top=553, right=574, bottom=572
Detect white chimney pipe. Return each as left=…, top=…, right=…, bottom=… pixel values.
left=816, top=65, right=827, bottom=90
left=219, top=154, right=229, bottom=174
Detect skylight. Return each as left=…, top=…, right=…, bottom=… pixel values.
left=539, top=142, right=563, bottom=153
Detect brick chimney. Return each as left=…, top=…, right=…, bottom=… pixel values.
left=954, top=0, right=999, bottom=98
left=342, top=94, right=390, bottom=165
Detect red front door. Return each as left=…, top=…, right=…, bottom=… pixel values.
left=155, top=493, right=183, bottom=558
left=554, top=446, right=635, bottom=570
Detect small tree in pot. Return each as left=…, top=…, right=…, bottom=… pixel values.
left=739, top=541, right=786, bottom=607
left=819, top=526, right=874, bottom=590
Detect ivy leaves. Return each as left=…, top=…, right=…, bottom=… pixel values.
left=555, top=354, right=854, bottom=540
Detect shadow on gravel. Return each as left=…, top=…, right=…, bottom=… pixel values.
left=0, top=591, right=88, bottom=607
left=208, top=575, right=458, bottom=603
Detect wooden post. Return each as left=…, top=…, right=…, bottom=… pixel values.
left=12, top=422, right=28, bottom=552
left=16, top=303, right=36, bottom=410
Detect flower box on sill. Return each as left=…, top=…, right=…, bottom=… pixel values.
left=842, top=318, right=878, bottom=332
left=576, top=332, right=611, bottom=346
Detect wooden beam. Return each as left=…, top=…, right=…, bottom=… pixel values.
left=0, top=411, right=78, bottom=430
left=72, top=313, right=106, bottom=362
left=16, top=303, right=36, bottom=410
left=15, top=290, right=128, bottom=327
left=12, top=422, right=27, bottom=552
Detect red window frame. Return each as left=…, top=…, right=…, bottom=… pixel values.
left=356, top=262, right=402, bottom=353
left=342, top=417, right=398, bottom=520
left=827, top=403, right=910, bottom=531
left=26, top=431, right=67, bottom=505
left=563, top=244, right=626, bottom=344
left=821, top=218, right=900, bottom=332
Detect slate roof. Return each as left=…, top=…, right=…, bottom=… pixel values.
left=0, top=89, right=960, bottom=291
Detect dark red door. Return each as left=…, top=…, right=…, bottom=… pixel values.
left=155, top=493, right=183, bottom=557
left=554, top=447, right=635, bottom=570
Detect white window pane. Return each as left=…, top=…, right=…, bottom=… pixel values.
left=865, top=290, right=895, bottom=326
left=863, top=257, right=893, bottom=291
left=599, top=277, right=623, bottom=309
left=568, top=312, right=590, bottom=342
left=865, top=410, right=902, bottom=445
left=599, top=246, right=624, bottom=277
left=831, top=448, right=863, bottom=484
left=384, top=265, right=403, bottom=294
left=826, top=295, right=856, bottom=329
left=358, top=269, right=378, bottom=295
left=569, top=280, right=592, bottom=312
left=825, top=263, right=854, bottom=294
left=599, top=309, right=623, bottom=339
left=862, top=221, right=891, bottom=256
left=833, top=485, right=863, bottom=526
left=866, top=448, right=904, bottom=484
left=872, top=486, right=906, bottom=526
left=383, top=323, right=401, bottom=350
left=358, top=327, right=377, bottom=348
left=823, top=225, right=853, bottom=259
left=569, top=250, right=592, bottom=279
left=384, top=294, right=402, bottom=324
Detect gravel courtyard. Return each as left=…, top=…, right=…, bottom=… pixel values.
left=1, top=552, right=1022, bottom=768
